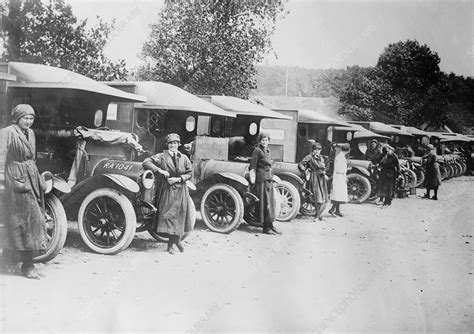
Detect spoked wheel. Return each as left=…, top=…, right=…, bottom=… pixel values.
left=439, top=165, right=448, bottom=180
left=244, top=187, right=281, bottom=227
left=402, top=168, right=417, bottom=189
left=135, top=200, right=156, bottom=233
left=78, top=188, right=136, bottom=254
left=459, top=161, right=467, bottom=175
left=453, top=162, right=462, bottom=177
left=414, top=168, right=425, bottom=188
left=445, top=164, right=454, bottom=179
left=274, top=181, right=300, bottom=222
left=33, top=194, right=68, bottom=263
left=148, top=196, right=196, bottom=241
left=347, top=173, right=371, bottom=204
left=201, top=184, right=243, bottom=233
left=367, top=177, right=378, bottom=201
left=300, top=190, right=316, bottom=216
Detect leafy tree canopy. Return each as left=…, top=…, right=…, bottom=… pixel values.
left=139, top=0, right=287, bottom=98
left=338, top=40, right=449, bottom=127
left=1, top=0, right=128, bottom=81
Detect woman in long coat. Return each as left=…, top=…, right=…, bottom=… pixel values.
left=298, top=142, right=328, bottom=221
left=249, top=133, right=280, bottom=235
left=375, top=145, right=400, bottom=206
left=142, top=133, right=194, bottom=254
left=1, top=104, right=48, bottom=279
left=422, top=144, right=442, bottom=200
left=328, top=143, right=349, bottom=217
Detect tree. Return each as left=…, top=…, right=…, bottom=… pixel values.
left=139, top=0, right=287, bottom=98
left=2, top=0, right=128, bottom=81
left=338, top=40, right=449, bottom=127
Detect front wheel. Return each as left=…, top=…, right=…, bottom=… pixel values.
left=274, top=181, right=300, bottom=222
left=33, top=194, right=68, bottom=263
left=78, top=188, right=136, bottom=255
left=347, top=173, right=371, bottom=204
left=201, top=184, right=244, bottom=233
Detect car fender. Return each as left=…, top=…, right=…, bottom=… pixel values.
left=275, top=172, right=304, bottom=186
left=216, top=172, right=249, bottom=187
left=349, top=166, right=370, bottom=177
left=52, top=175, right=71, bottom=194
left=101, top=174, right=140, bottom=193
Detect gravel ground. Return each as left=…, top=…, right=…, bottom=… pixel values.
left=1, top=176, right=472, bottom=333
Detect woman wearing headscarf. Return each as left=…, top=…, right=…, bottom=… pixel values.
left=375, top=145, right=400, bottom=206
left=249, top=133, right=281, bottom=235
left=1, top=104, right=48, bottom=279
left=422, top=144, right=442, bottom=200
left=142, top=133, right=194, bottom=254
left=328, top=143, right=350, bottom=217
left=298, top=142, right=328, bottom=221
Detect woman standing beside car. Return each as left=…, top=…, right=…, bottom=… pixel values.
left=249, top=133, right=281, bottom=235
left=328, top=143, right=350, bottom=217
left=142, top=133, right=194, bottom=254
left=1, top=104, right=48, bottom=279
left=298, top=142, right=329, bottom=221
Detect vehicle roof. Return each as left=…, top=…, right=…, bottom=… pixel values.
left=106, top=81, right=236, bottom=118
left=438, top=132, right=472, bottom=143
left=350, top=121, right=413, bottom=136
left=200, top=96, right=292, bottom=120
left=390, top=124, right=430, bottom=136
left=0, top=73, right=16, bottom=81
left=334, top=123, right=390, bottom=139
left=278, top=108, right=351, bottom=126
left=6, top=62, right=147, bottom=103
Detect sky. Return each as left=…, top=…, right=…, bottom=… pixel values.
left=66, top=0, right=473, bottom=77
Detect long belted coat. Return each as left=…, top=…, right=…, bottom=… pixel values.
left=298, top=153, right=328, bottom=204
left=330, top=151, right=348, bottom=202
left=1, top=124, right=48, bottom=260
left=423, top=151, right=442, bottom=188
left=142, top=150, right=194, bottom=237
left=249, top=145, right=276, bottom=228
left=376, top=152, right=400, bottom=198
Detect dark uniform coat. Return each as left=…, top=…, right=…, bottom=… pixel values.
left=249, top=145, right=275, bottom=228
left=423, top=151, right=442, bottom=188
left=376, top=152, right=400, bottom=198
left=142, top=150, right=194, bottom=236
left=1, top=124, right=48, bottom=260
left=298, top=153, right=328, bottom=204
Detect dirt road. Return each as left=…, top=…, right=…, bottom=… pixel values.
left=1, top=176, right=472, bottom=332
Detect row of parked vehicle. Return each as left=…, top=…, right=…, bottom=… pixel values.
left=1, top=62, right=472, bottom=262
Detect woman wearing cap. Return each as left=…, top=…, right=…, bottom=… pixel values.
left=249, top=133, right=281, bottom=235
left=298, top=142, right=328, bottom=221
left=422, top=144, right=441, bottom=200
left=142, top=133, right=194, bottom=254
left=1, top=104, right=48, bottom=279
left=375, top=145, right=400, bottom=206
left=328, top=143, right=350, bottom=217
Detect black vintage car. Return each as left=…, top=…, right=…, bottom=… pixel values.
left=1, top=62, right=155, bottom=255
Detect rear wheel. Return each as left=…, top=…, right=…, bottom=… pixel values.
left=78, top=188, right=136, bottom=255
left=453, top=162, right=462, bottom=177
left=148, top=196, right=196, bottom=241
left=201, top=184, right=243, bottom=233
left=439, top=165, right=448, bottom=180
left=414, top=168, right=425, bottom=187
left=402, top=168, right=417, bottom=188
left=33, top=194, right=68, bottom=263
left=347, top=173, right=371, bottom=204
